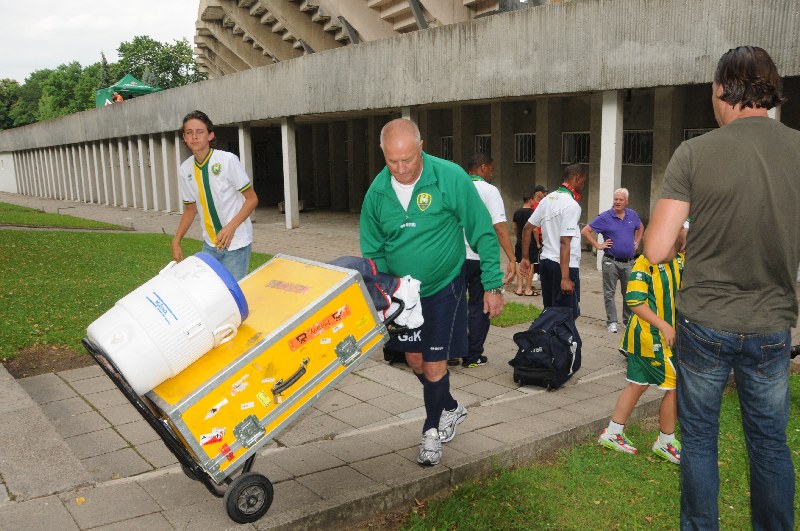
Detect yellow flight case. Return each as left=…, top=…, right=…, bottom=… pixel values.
left=83, top=254, right=390, bottom=524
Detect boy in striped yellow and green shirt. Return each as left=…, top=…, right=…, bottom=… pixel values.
left=598, top=234, right=685, bottom=465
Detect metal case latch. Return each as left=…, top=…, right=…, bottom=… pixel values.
left=335, top=335, right=361, bottom=366
left=233, top=414, right=263, bottom=448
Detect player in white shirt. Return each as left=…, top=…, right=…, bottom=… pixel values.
left=520, top=164, right=587, bottom=318
left=461, top=153, right=516, bottom=368
left=172, top=110, right=258, bottom=281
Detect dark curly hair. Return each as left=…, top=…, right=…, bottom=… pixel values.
left=714, top=46, right=786, bottom=110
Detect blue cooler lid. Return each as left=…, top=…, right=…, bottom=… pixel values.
left=195, top=252, right=250, bottom=321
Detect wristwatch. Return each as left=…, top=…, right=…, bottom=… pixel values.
left=486, top=287, right=504, bottom=295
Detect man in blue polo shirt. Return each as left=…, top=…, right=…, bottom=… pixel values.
left=581, top=188, right=644, bottom=333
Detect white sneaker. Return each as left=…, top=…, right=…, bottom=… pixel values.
left=533, top=273, right=540, bottom=282
left=417, top=428, right=442, bottom=466
left=608, top=323, right=618, bottom=333
left=438, top=402, right=467, bottom=442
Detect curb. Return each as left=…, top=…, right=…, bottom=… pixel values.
left=258, top=395, right=662, bottom=530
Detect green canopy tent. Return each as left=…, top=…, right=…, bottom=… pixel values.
left=95, top=74, right=162, bottom=107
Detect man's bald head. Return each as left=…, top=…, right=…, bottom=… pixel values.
left=379, top=119, right=424, bottom=185
left=380, top=118, right=421, bottom=149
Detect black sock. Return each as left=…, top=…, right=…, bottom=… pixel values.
left=422, top=371, right=456, bottom=432
left=441, top=371, right=457, bottom=411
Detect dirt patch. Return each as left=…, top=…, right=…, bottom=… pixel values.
left=2, top=345, right=94, bottom=379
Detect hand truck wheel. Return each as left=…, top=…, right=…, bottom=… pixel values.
left=223, top=472, right=274, bottom=524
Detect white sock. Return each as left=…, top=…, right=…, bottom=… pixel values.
left=607, top=421, right=624, bottom=435
left=659, top=431, right=676, bottom=444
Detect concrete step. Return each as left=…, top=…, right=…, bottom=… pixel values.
left=0, top=365, right=93, bottom=502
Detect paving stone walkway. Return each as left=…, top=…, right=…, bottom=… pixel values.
left=1, top=192, right=797, bottom=530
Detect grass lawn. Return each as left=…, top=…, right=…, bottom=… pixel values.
left=492, top=301, right=542, bottom=328
left=401, top=375, right=800, bottom=530
left=1, top=230, right=270, bottom=360
left=0, top=201, right=129, bottom=230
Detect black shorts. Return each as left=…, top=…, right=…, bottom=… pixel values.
left=386, top=266, right=467, bottom=362
left=540, top=258, right=580, bottom=318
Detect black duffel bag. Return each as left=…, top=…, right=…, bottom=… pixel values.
left=509, top=306, right=581, bottom=390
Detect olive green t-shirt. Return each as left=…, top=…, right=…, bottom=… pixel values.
left=661, top=116, right=800, bottom=333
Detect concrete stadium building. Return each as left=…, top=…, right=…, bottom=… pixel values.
left=1, top=0, right=799, bottom=231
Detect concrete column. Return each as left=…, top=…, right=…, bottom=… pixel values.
left=23, top=150, right=36, bottom=197
left=79, top=144, right=90, bottom=202
left=596, top=90, right=624, bottom=270
left=35, top=150, right=46, bottom=198
left=129, top=137, right=144, bottom=209
left=14, top=151, right=27, bottom=195
left=768, top=106, right=781, bottom=121
left=33, top=150, right=42, bottom=197
left=161, top=133, right=179, bottom=212
left=91, top=143, right=102, bottom=205
left=30, top=151, right=40, bottom=197
left=11, top=153, right=21, bottom=194
left=55, top=147, right=67, bottom=200
left=83, top=144, right=95, bottom=203
left=70, top=146, right=82, bottom=201
left=78, top=144, right=89, bottom=202
left=56, top=146, right=67, bottom=199
left=281, top=116, right=300, bottom=229
left=328, top=122, right=348, bottom=210
left=14, top=153, right=24, bottom=195
left=651, top=87, right=685, bottom=215
left=44, top=148, right=57, bottom=199
left=536, top=97, right=563, bottom=190
left=452, top=106, right=473, bottom=168
left=401, top=106, right=414, bottom=121
left=490, top=102, right=515, bottom=207
left=60, top=147, right=70, bottom=200
left=42, top=148, right=52, bottom=199
left=34, top=150, right=46, bottom=198
left=43, top=149, right=54, bottom=198
left=148, top=135, right=162, bottom=211
left=99, top=141, right=110, bottom=205
left=587, top=93, right=603, bottom=226
left=173, top=131, right=187, bottom=214
left=71, top=145, right=82, bottom=201
left=117, top=139, right=130, bottom=207
left=58, top=147, right=69, bottom=200
left=135, top=135, right=149, bottom=210
left=367, top=116, right=380, bottom=183
left=346, top=119, right=370, bottom=211
left=107, top=141, right=119, bottom=206
left=237, top=123, right=253, bottom=179
left=311, top=124, right=330, bottom=208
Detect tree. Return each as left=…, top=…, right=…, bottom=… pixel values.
left=2, top=35, right=207, bottom=128
left=9, top=69, right=52, bottom=127
left=116, top=36, right=206, bottom=89
left=99, top=52, right=113, bottom=87
left=0, top=79, right=21, bottom=130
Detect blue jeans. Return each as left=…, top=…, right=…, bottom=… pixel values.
left=201, top=242, right=252, bottom=281
left=675, top=313, right=793, bottom=531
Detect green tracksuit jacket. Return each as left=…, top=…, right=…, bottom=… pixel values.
left=359, top=152, right=503, bottom=298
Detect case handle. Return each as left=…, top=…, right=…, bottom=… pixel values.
left=272, top=358, right=309, bottom=397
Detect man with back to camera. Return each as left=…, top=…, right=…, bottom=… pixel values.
left=581, top=188, right=644, bottom=333
left=360, top=119, right=505, bottom=466
left=519, top=164, right=587, bottom=319
left=461, top=152, right=516, bottom=368
left=645, top=46, right=800, bottom=530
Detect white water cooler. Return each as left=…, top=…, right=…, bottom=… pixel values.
left=86, top=253, right=249, bottom=395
